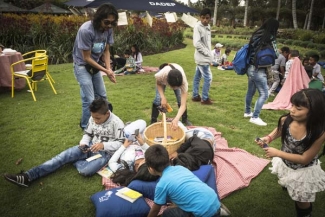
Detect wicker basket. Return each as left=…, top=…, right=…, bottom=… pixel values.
left=144, top=122, right=185, bottom=155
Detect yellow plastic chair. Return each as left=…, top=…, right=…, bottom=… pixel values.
left=22, top=50, right=55, bottom=83
left=11, top=55, right=57, bottom=101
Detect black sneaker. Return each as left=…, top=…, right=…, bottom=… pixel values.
left=4, top=172, right=30, bottom=187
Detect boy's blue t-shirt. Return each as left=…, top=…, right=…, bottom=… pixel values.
left=72, top=20, right=114, bottom=65
left=154, top=165, right=220, bottom=217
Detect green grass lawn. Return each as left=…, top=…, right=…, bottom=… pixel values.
left=0, top=38, right=324, bottom=216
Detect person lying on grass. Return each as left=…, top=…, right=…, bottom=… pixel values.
left=4, top=98, right=124, bottom=187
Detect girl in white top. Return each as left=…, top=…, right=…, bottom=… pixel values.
left=131, top=44, right=143, bottom=71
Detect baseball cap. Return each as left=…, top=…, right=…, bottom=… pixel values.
left=215, top=43, right=223, bottom=48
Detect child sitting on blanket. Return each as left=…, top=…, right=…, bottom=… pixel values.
left=146, top=144, right=221, bottom=217
left=114, top=49, right=137, bottom=75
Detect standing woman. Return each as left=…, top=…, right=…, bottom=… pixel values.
left=73, top=3, right=118, bottom=130
left=131, top=44, right=143, bottom=72
left=244, top=18, right=279, bottom=126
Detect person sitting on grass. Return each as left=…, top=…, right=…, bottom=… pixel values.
left=146, top=144, right=222, bottom=217
left=4, top=98, right=125, bottom=187
left=114, top=49, right=137, bottom=75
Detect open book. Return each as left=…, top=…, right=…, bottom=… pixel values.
left=115, top=187, right=143, bottom=203
left=97, top=167, right=113, bottom=179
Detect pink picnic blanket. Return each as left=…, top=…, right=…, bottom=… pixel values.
left=102, top=126, right=269, bottom=200
left=188, top=126, right=270, bottom=199
left=263, top=57, right=310, bottom=110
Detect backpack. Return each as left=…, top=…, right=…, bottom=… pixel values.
left=233, top=44, right=250, bottom=75
left=255, top=45, right=276, bottom=68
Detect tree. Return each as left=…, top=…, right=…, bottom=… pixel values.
left=306, top=0, right=314, bottom=30
left=276, top=0, right=281, bottom=20
left=213, top=0, right=218, bottom=26
left=292, top=0, right=298, bottom=29
left=244, top=0, right=249, bottom=26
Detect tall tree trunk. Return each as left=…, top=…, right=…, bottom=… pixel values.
left=292, top=0, right=298, bottom=29
left=276, top=0, right=281, bottom=20
left=244, top=0, right=249, bottom=27
left=304, top=13, right=309, bottom=29
left=323, top=12, right=325, bottom=29
left=213, top=0, right=218, bottom=26
left=307, top=0, right=314, bottom=30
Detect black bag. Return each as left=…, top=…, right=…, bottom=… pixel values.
left=85, top=59, right=106, bottom=75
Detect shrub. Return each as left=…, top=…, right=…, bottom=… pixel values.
left=304, top=50, right=319, bottom=58
left=0, top=14, right=185, bottom=64
left=319, top=50, right=325, bottom=59
left=284, top=39, right=294, bottom=45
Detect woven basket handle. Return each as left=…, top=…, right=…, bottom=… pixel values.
left=162, top=112, right=167, bottom=144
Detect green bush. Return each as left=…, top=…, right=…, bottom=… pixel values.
left=314, top=34, right=325, bottom=44
left=284, top=39, right=294, bottom=45
left=304, top=50, right=319, bottom=58
left=319, top=50, right=325, bottom=58
left=0, top=14, right=185, bottom=64
left=300, top=41, right=310, bottom=48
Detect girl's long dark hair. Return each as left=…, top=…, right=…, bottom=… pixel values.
left=132, top=44, right=140, bottom=61
left=111, top=162, right=159, bottom=186
left=250, top=18, right=279, bottom=47
left=111, top=161, right=135, bottom=186
left=276, top=89, right=325, bottom=151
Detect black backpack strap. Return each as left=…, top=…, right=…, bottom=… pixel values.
left=168, top=63, right=175, bottom=70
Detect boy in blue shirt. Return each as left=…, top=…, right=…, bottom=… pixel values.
left=145, top=144, right=221, bottom=217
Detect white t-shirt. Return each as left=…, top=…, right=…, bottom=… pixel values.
left=155, top=63, right=188, bottom=93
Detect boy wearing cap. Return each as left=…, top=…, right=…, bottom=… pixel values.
left=211, top=43, right=223, bottom=67
left=192, top=8, right=214, bottom=105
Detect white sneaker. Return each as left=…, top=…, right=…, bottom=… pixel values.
left=249, top=117, right=267, bottom=126
left=220, top=203, right=231, bottom=216
left=243, top=112, right=253, bottom=118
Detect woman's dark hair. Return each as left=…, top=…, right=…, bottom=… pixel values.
left=145, top=144, right=169, bottom=173
left=111, top=160, right=134, bottom=186
left=131, top=44, right=140, bottom=60
left=167, top=69, right=183, bottom=87
left=251, top=18, right=279, bottom=46
left=92, top=3, right=118, bottom=31
left=89, top=98, right=110, bottom=114
left=276, top=88, right=325, bottom=151
left=111, top=163, right=159, bottom=186
left=159, top=63, right=169, bottom=70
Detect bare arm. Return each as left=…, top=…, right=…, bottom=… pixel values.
left=265, top=132, right=325, bottom=165
left=171, top=91, right=187, bottom=129
left=156, top=81, right=167, bottom=108
left=81, top=46, right=116, bottom=83
left=147, top=203, right=161, bottom=217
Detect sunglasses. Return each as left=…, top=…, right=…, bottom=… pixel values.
left=103, top=19, right=117, bottom=26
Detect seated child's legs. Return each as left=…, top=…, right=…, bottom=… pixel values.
left=162, top=207, right=192, bottom=217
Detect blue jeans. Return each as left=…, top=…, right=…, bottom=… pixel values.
left=74, top=64, right=107, bottom=129
left=192, top=64, right=212, bottom=101
left=162, top=207, right=220, bottom=217
left=153, top=86, right=181, bottom=106
left=245, top=65, right=269, bottom=118
left=26, top=145, right=110, bottom=181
